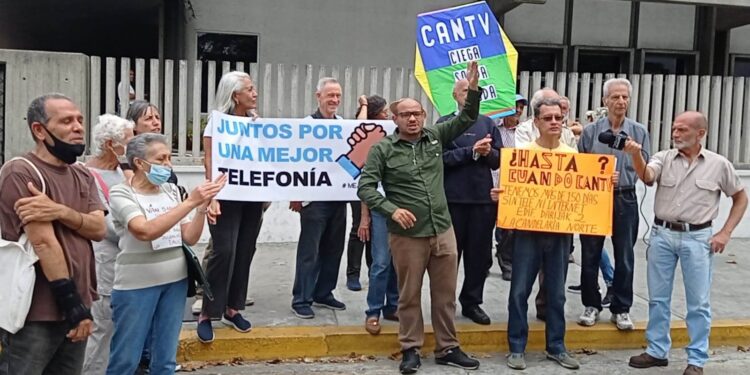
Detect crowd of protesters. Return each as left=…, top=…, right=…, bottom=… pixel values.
left=0, top=60, right=745, bottom=375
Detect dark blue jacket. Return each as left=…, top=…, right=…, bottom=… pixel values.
left=438, top=113, right=503, bottom=204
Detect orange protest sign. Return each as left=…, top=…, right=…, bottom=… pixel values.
left=497, top=148, right=615, bottom=236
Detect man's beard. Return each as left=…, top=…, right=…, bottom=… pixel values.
left=673, top=139, right=696, bottom=150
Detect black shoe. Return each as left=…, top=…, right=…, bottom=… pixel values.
left=346, top=275, right=362, bottom=291
left=399, top=348, right=421, bottom=374
left=312, top=297, right=346, bottom=311
left=567, top=284, right=582, bottom=293
left=462, top=305, right=490, bottom=325
left=568, top=284, right=602, bottom=294
left=383, top=310, right=399, bottom=322
left=435, top=347, right=479, bottom=370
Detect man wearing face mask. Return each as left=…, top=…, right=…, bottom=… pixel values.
left=0, top=93, right=107, bottom=375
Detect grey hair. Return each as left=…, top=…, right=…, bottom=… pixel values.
left=603, top=78, right=632, bottom=98
left=26, top=93, right=74, bottom=139
left=316, top=77, right=339, bottom=92
left=529, top=88, right=558, bottom=116
left=90, top=114, right=134, bottom=157
left=125, top=100, right=160, bottom=133
left=214, top=71, right=252, bottom=114
left=126, top=133, right=168, bottom=170
left=533, top=98, right=563, bottom=118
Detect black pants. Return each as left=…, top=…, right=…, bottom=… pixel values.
left=345, top=201, right=372, bottom=279
left=495, top=227, right=514, bottom=274
left=202, top=200, right=264, bottom=318
left=449, top=202, right=495, bottom=308
left=0, top=322, right=85, bottom=375
left=292, top=202, right=347, bottom=307
left=580, top=190, right=639, bottom=313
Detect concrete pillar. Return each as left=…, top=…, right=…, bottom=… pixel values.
left=696, top=6, right=717, bottom=75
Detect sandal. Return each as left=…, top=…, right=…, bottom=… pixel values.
left=365, top=316, right=381, bottom=335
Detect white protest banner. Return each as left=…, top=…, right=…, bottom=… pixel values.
left=209, top=111, right=397, bottom=201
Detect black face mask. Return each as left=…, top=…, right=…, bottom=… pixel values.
left=40, top=126, right=85, bottom=164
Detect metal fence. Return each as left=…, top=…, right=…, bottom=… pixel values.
left=85, top=56, right=750, bottom=166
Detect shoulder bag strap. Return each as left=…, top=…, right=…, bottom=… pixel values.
left=0, top=157, right=46, bottom=195
left=86, top=168, right=110, bottom=204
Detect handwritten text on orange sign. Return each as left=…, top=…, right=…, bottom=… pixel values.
left=498, top=148, right=615, bottom=236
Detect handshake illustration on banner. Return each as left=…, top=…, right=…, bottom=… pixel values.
left=336, top=122, right=388, bottom=179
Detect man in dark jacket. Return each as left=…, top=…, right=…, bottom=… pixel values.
left=438, top=79, right=503, bottom=325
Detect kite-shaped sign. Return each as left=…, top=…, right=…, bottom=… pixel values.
left=415, top=1, right=518, bottom=118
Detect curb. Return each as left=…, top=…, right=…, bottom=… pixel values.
left=177, top=319, right=750, bottom=362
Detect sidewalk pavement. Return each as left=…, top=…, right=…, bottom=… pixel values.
left=178, top=238, right=750, bottom=361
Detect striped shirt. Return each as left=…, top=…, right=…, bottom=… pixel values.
left=492, top=119, right=516, bottom=186
left=109, top=183, right=188, bottom=291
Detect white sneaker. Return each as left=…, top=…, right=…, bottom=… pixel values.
left=577, top=306, right=600, bottom=326
left=611, top=312, right=635, bottom=331
left=192, top=299, right=203, bottom=315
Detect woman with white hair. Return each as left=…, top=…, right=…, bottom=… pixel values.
left=196, top=71, right=265, bottom=342
left=106, top=133, right=226, bottom=374
left=82, top=114, right=134, bottom=375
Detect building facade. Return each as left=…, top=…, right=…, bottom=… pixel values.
left=3, top=1, right=750, bottom=75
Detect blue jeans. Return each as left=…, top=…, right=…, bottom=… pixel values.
left=601, top=249, right=614, bottom=287
left=365, top=211, right=398, bottom=317
left=292, top=202, right=347, bottom=308
left=107, top=278, right=187, bottom=375
left=0, top=321, right=86, bottom=375
left=645, top=226, right=713, bottom=367
left=580, top=189, right=639, bottom=313
left=507, top=230, right=570, bottom=355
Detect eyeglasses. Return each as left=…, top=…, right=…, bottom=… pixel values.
left=397, top=111, right=424, bottom=119
left=539, top=115, right=564, bottom=122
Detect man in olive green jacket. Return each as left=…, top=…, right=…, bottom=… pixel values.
left=357, top=61, right=481, bottom=374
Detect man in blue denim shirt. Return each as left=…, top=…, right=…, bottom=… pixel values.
left=625, top=111, right=747, bottom=375
left=576, top=78, right=651, bottom=330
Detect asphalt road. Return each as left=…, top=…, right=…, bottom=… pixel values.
left=184, top=346, right=750, bottom=374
